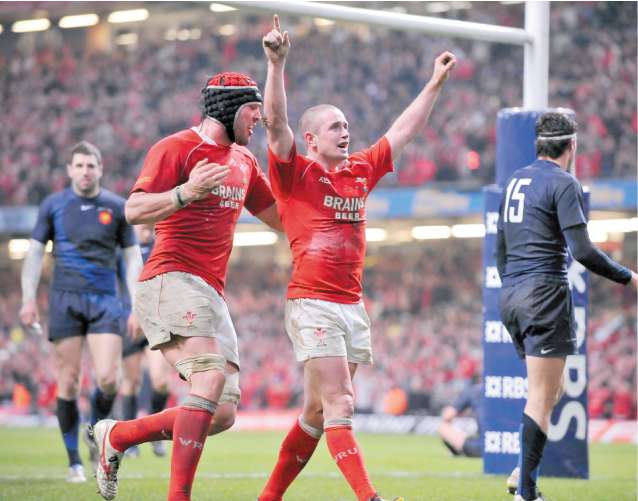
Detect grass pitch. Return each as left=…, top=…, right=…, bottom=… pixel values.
left=0, top=428, right=634, bottom=500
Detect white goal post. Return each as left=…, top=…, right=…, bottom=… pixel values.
left=234, top=0, right=549, bottom=109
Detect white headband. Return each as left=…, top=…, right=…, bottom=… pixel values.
left=536, top=133, right=577, bottom=141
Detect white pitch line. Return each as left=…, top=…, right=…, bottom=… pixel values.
left=0, top=470, right=621, bottom=481
left=0, top=470, right=483, bottom=481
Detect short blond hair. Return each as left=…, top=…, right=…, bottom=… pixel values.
left=298, top=104, right=342, bottom=135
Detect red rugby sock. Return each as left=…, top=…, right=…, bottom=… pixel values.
left=325, top=426, right=376, bottom=501
left=167, top=405, right=214, bottom=501
left=259, top=419, right=321, bottom=501
left=109, top=407, right=178, bottom=452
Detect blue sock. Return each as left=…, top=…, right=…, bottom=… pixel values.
left=91, top=388, right=116, bottom=425
left=150, top=390, right=169, bottom=414
left=121, top=395, right=138, bottom=421
left=518, top=413, right=547, bottom=500
left=56, top=398, right=82, bottom=466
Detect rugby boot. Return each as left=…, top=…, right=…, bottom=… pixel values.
left=88, top=419, right=123, bottom=500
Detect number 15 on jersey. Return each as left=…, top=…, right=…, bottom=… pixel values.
left=503, top=178, right=532, bottom=223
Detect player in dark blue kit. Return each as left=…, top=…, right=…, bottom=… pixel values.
left=19, top=141, right=143, bottom=483
left=495, top=112, right=638, bottom=501
left=438, top=376, right=482, bottom=458
left=118, top=223, right=172, bottom=458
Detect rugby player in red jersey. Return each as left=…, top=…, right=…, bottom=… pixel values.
left=88, top=72, right=282, bottom=501
left=258, top=16, right=455, bottom=501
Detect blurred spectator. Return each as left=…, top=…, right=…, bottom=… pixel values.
left=383, top=387, right=409, bottom=416
left=0, top=2, right=635, bottom=205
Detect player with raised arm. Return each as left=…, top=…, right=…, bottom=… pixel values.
left=19, top=141, right=143, bottom=483
left=258, top=15, right=455, bottom=501
left=496, top=111, right=638, bottom=501
left=87, top=71, right=282, bottom=501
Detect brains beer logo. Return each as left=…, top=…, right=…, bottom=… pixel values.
left=98, top=209, right=113, bottom=225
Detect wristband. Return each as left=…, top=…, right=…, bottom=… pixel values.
left=173, top=185, right=189, bottom=208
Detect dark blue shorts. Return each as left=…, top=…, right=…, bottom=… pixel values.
left=462, top=436, right=481, bottom=458
left=48, top=289, right=124, bottom=341
left=119, top=306, right=149, bottom=357
left=122, top=333, right=149, bottom=358
left=499, top=275, right=577, bottom=360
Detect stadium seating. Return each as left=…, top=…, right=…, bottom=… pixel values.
left=0, top=2, right=636, bottom=205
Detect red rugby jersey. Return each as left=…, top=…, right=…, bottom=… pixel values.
left=131, top=128, right=275, bottom=294
left=269, top=137, right=394, bottom=303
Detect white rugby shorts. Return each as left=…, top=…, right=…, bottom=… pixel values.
left=135, top=271, right=242, bottom=404
left=284, top=298, right=373, bottom=364
left=135, top=271, right=240, bottom=369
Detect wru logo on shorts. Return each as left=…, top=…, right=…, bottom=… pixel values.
left=314, top=327, right=327, bottom=347
left=183, top=311, right=196, bottom=326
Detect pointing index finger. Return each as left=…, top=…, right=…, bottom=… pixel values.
left=274, top=14, right=281, bottom=32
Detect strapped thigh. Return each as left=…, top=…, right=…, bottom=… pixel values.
left=218, top=370, right=241, bottom=405
left=175, top=353, right=226, bottom=382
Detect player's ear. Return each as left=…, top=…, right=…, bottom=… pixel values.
left=304, top=131, right=316, bottom=149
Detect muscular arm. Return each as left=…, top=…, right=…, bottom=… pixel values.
left=122, top=245, right=143, bottom=306
left=126, top=159, right=230, bottom=224
left=495, top=229, right=507, bottom=280
left=264, top=61, right=294, bottom=159
left=263, top=15, right=294, bottom=159
left=21, top=240, right=45, bottom=303
left=385, top=52, right=456, bottom=159
left=125, top=190, right=183, bottom=225
left=255, top=204, right=284, bottom=232
left=19, top=239, right=46, bottom=327
left=564, top=224, right=633, bottom=284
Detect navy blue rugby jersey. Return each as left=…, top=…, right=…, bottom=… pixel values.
left=31, top=188, right=136, bottom=294
left=498, top=159, right=587, bottom=284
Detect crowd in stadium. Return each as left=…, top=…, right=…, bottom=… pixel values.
left=0, top=2, right=636, bottom=205
left=0, top=240, right=635, bottom=419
